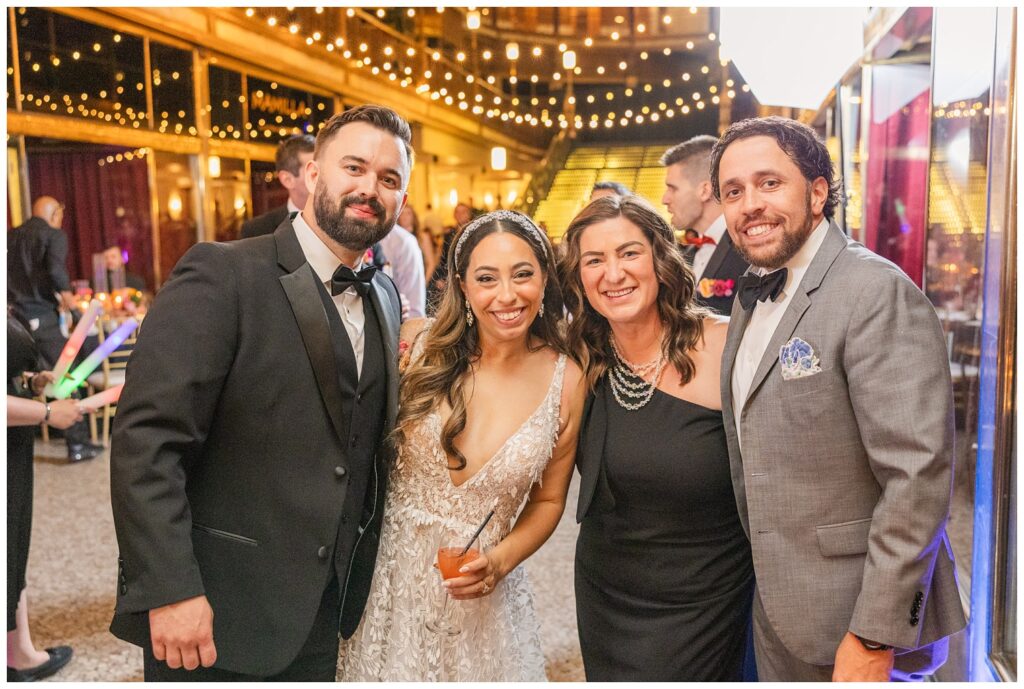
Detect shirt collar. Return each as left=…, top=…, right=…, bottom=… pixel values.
left=291, top=210, right=364, bottom=284
left=286, top=198, right=301, bottom=214
left=704, top=214, right=728, bottom=243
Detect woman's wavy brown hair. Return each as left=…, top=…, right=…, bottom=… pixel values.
left=395, top=211, right=568, bottom=470
left=557, top=194, right=709, bottom=392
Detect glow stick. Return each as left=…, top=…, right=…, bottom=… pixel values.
left=44, top=300, right=103, bottom=397
left=80, top=384, right=124, bottom=411
left=53, top=319, right=139, bottom=399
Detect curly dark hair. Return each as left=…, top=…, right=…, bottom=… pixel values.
left=709, top=116, right=842, bottom=220
left=395, top=211, right=567, bottom=470
left=557, top=195, right=709, bottom=392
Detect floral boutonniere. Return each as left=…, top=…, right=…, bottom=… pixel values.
left=697, top=278, right=735, bottom=299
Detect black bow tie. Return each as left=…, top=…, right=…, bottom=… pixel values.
left=330, top=264, right=376, bottom=297
left=737, top=268, right=788, bottom=310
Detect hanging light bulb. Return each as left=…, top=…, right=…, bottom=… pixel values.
left=506, top=42, right=519, bottom=60
left=562, top=50, right=576, bottom=70
left=466, top=9, right=481, bottom=30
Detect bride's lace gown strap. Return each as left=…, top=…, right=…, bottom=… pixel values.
left=338, top=325, right=567, bottom=681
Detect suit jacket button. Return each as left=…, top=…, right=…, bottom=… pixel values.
left=350, top=435, right=358, bottom=447
left=317, top=546, right=328, bottom=559
left=356, top=393, right=363, bottom=403
left=120, top=585, right=128, bottom=595
left=334, top=466, right=347, bottom=478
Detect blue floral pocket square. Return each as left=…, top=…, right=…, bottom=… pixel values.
left=779, top=337, right=822, bottom=380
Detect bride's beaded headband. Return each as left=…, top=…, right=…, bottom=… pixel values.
left=453, top=210, right=548, bottom=267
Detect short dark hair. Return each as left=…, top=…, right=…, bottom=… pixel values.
left=660, top=135, right=717, bottom=183
left=591, top=181, right=630, bottom=196
left=275, top=134, right=315, bottom=175
left=710, top=116, right=842, bottom=220
left=315, top=104, right=414, bottom=169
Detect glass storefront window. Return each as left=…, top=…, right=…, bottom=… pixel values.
left=250, top=159, right=284, bottom=219
left=924, top=6, right=996, bottom=604
left=246, top=76, right=333, bottom=141
left=208, top=156, right=248, bottom=242
left=7, top=11, right=16, bottom=110
left=862, top=7, right=933, bottom=286
left=151, top=41, right=196, bottom=136
left=209, top=64, right=244, bottom=141
left=15, top=7, right=146, bottom=128
left=152, top=151, right=200, bottom=285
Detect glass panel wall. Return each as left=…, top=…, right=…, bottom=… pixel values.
left=208, top=156, right=248, bottom=242
left=16, top=7, right=147, bottom=127
left=209, top=64, right=244, bottom=141
left=152, top=151, right=199, bottom=283
left=862, top=7, right=933, bottom=286
left=246, top=76, right=334, bottom=141
left=151, top=41, right=196, bottom=135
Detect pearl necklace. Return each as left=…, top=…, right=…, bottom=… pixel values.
left=609, top=335, right=667, bottom=411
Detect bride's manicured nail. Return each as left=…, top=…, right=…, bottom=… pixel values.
left=459, top=566, right=469, bottom=573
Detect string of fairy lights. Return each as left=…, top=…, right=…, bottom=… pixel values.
left=10, top=6, right=755, bottom=139
left=238, top=6, right=749, bottom=132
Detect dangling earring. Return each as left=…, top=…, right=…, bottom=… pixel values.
left=538, top=301, right=545, bottom=318
left=465, top=301, right=475, bottom=326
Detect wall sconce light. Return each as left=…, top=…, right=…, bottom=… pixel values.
left=484, top=192, right=495, bottom=208
left=506, top=42, right=519, bottom=61
left=562, top=50, right=577, bottom=70
left=449, top=188, right=459, bottom=207
left=467, top=10, right=481, bottom=30
left=207, top=155, right=221, bottom=178
left=168, top=191, right=184, bottom=220
left=490, top=146, right=507, bottom=171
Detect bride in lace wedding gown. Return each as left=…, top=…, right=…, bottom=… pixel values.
left=338, top=210, right=584, bottom=681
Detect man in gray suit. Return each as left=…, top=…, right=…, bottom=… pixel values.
left=712, top=117, right=965, bottom=681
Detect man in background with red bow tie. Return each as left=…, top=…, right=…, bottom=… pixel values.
left=661, top=135, right=749, bottom=314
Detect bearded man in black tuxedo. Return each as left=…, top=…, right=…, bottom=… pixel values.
left=109, top=104, right=412, bottom=680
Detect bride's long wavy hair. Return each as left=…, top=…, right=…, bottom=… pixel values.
left=557, top=194, right=708, bottom=392
left=394, top=211, right=568, bottom=470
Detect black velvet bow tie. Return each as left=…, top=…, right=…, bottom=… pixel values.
left=330, top=264, right=376, bottom=297
left=737, top=268, right=788, bottom=310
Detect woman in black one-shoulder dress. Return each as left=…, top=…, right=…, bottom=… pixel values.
left=558, top=195, right=753, bottom=681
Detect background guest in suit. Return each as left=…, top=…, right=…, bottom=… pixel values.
left=102, top=245, right=147, bottom=292
left=427, top=202, right=474, bottom=313
left=712, top=116, right=966, bottom=681
left=8, top=196, right=102, bottom=462
left=240, top=134, right=315, bottom=239
left=109, top=104, right=411, bottom=680
left=558, top=195, right=753, bottom=681
left=589, top=180, right=630, bottom=202
left=661, top=136, right=748, bottom=315
left=7, top=312, right=84, bottom=682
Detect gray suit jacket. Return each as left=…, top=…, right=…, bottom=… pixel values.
left=721, top=222, right=966, bottom=666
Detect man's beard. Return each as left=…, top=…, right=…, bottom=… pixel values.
left=313, top=186, right=395, bottom=252
left=733, top=189, right=815, bottom=270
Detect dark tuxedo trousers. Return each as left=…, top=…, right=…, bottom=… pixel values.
left=109, top=220, right=400, bottom=677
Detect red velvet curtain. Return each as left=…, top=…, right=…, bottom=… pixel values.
left=864, top=74, right=931, bottom=287
left=27, top=149, right=154, bottom=291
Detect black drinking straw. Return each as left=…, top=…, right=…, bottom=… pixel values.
left=459, top=508, right=496, bottom=556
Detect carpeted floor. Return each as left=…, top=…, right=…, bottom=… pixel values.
left=22, top=440, right=585, bottom=681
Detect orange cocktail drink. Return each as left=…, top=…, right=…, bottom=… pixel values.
left=437, top=547, right=481, bottom=580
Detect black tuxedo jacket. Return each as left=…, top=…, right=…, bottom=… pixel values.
left=109, top=220, right=401, bottom=675
left=692, top=232, right=749, bottom=316
left=241, top=205, right=291, bottom=239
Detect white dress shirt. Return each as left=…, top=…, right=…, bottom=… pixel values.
left=286, top=198, right=301, bottom=215
left=692, top=214, right=728, bottom=281
left=292, top=211, right=367, bottom=378
left=379, top=226, right=426, bottom=318
left=731, top=218, right=830, bottom=449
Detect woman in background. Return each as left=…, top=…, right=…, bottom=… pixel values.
left=8, top=311, right=84, bottom=682
left=398, top=205, right=437, bottom=286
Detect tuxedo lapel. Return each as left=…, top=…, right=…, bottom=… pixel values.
left=368, top=275, right=400, bottom=431
left=742, top=222, right=848, bottom=409
left=721, top=292, right=752, bottom=416
left=275, top=225, right=350, bottom=442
